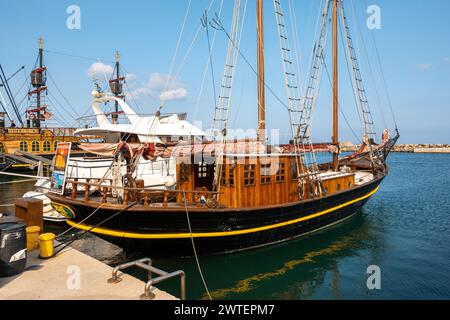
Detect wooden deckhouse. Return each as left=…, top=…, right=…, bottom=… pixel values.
left=174, top=140, right=355, bottom=209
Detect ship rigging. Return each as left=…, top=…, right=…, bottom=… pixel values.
left=48, top=0, right=399, bottom=256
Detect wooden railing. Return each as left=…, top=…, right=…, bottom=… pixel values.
left=65, top=179, right=220, bottom=208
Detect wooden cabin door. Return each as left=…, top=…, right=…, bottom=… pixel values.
left=194, top=161, right=215, bottom=190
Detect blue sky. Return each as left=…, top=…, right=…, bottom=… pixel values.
left=0, top=0, right=449, bottom=144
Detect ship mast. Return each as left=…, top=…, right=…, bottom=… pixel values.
left=257, top=0, right=266, bottom=143
left=28, top=37, right=48, bottom=129
left=36, top=37, right=43, bottom=128
left=332, top=0, right=339, bottom=170
left=109, top=50, right=125, bottom=124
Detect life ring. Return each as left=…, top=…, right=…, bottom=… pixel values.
left=28, top=113, right=36, bottom=120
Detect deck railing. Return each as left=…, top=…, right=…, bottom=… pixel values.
left=65, top=179, right=220, bottom=208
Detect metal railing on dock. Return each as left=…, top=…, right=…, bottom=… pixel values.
left=108, top=258, right=186, bottom=300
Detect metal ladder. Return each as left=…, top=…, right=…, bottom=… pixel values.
left=211, top=0, right=245, bottom=139
left=273, top=0, right=326, bottom=196
left=339, top=1, right=376, bottom=140
left=300, top=0, right=331, bottom=146
left=108, top=258, right=186, bottom=300
left=273, top=0, right=303, bottom=145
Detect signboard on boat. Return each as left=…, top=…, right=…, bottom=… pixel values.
left=50, top=142, right=71, bottom=195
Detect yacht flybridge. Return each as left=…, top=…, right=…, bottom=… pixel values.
left=75, top=91, right=206, bottom=144
left=49, top=0, right=399, bottom=256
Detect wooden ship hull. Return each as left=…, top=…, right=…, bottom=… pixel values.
left=49, top=174, right=383, bottom=256
left=48, top=133, right=398, bottom=257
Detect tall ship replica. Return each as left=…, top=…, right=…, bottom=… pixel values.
left=49, top=0, right=399, bottom=256
left=0, top=37, right=81, bottom=171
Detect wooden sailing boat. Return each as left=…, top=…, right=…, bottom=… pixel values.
left=0, top=37, right=83, bottom=171
left=48, top=0, right=399, bottom=256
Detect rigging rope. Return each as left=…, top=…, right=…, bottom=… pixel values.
left=212, top=16, right=291, bottom=114
left=339, top=1, right=377, bottom=140
left=346, top=0, right=386, bottom=130
left=360, top=0, right=398, bottom=129
left=323, top=61, right=361, bottom=142
left=46, top=94, right=76, bottom=127
left=55, top=202, right=108, bottom=240
left=211, top=0, right=248, bottom=193
left=287, top=0, right=305, bottom=94
left=47, top=70, right=81, bottom=118
left=159, top=0, right=193, bottom=109
left=189, top=0, right=225, bottom=136
left=43, top=49, right=114, bottom=64
left=273, top=0, right=323, bottom=197
left=54, top=201, right=138, bottom=256
left=202, top=10, right=218, bottom=113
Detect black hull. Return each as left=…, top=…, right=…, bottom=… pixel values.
left=51, top=176, right=384, bottom=256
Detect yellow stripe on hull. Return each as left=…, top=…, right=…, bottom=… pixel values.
left=66, top=186, right=380, bottom=239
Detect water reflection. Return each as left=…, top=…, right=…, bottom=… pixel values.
left=149, top=210, right=387, bottom=300
left=0, top=176, right=36, bottom=214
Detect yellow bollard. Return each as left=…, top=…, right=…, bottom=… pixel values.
left=26, top=226, right=41, bottom=252
left=39, top=233, right=56, bottom=259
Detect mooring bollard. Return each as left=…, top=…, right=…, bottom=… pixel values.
left=15, top=198, right=43, bottom=231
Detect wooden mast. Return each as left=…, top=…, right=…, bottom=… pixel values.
left=112, top=51, right=120, bottom=124
left=257, top=0, right=266, bottom=143
left=36, top=37, right=44, bottom=128
left=332, top=0, right=339, bottom=170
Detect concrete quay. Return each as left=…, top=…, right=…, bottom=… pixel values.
left=0, top=246, right=176, bottom=300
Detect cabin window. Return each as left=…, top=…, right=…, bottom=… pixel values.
left=276, top=162, right=286, bottom=183
left=337, top=183, right=341, bottom=191
left=0, top=142, right=5, bottom=153
left=260, top=163, right=271, bottom=184
left=220, top=165, right=235, bottom=187
left=229, top=165, right=235, bottom=186
left=31, top=141, right=40, bottom=152
left=54, top=141, right=58, bottom=151
left=20, top=141, right=28, bottom=152
left=180, top=163, right=189, bottom=183
left=290, top=159, right=298, bottom=180
left=220, top=166, right=227, bottom=186
left=197, top=161, right=210, bottom=178
left=244, top=164, right=255, bottom=186
left=43, top=141, right=51, bottom=152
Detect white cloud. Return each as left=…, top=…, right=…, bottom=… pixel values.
left=86, top=62, right=114, bottom=78
left=147, top=73, right=179, bottom=91
left=128, top=72, right=188, bottom=102
left=160, top=88, right=188, bottom=101
left=417, top=63, right=432, bottom=70
left=125, top=73, right=137, bottom=81
left=127, top=87, right=153, bottom=100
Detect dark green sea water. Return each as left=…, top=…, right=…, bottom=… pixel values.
left=1, top=153, right=449, bottom=299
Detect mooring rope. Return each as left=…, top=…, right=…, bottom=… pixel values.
left=53, top=201, right=138, bottom=256
left=182, top=191, right=212, bottom=300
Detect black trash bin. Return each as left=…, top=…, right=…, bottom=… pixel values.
left=0, top=217, right=27, bottom=277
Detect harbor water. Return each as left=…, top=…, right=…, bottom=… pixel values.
left=1, top=152, right=449, bottom=300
